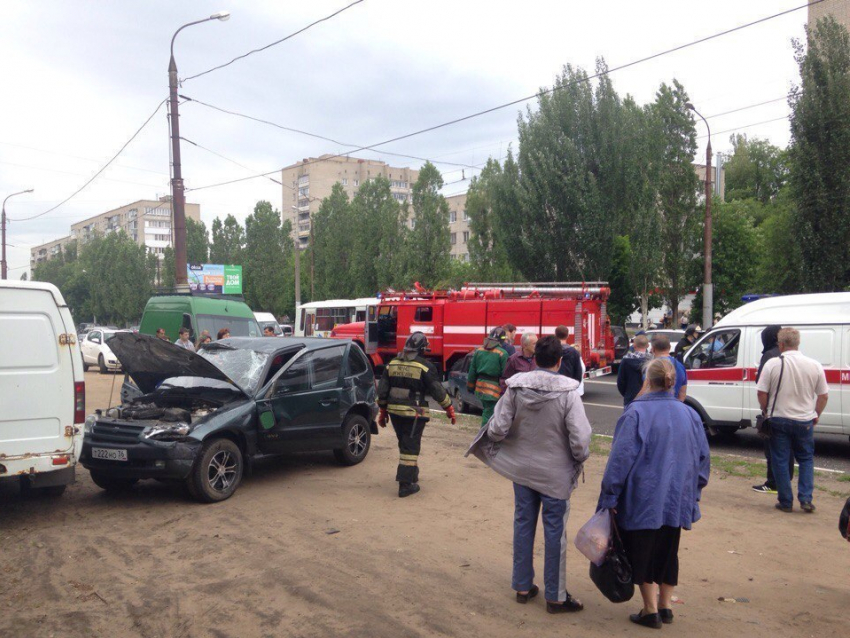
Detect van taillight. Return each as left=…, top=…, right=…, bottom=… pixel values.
left=74, top=381, right=85, bottom=424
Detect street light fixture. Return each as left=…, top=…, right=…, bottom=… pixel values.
left=2, top=189, right=34, bottom=280
left=686, top=102, right=713, bottom=330
left=168, top=11, right=230, bottom=289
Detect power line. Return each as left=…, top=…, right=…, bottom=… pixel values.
left=0, top=140, right=170, bottom=176
left=180, top=94, right=481, bottom=169
left=700, top=114, right=791, bottom=140
left=10, top=99, right=167, bottom=222
left=183, top=0, right=366, bottom=82
left=185, top=0, right=821, bottom=193
left=181, top=136, right=283, bottom=186
left=705, top=96, right=789, bottom=120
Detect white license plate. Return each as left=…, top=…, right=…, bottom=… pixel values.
left=91, top=447, right=128, bottom=462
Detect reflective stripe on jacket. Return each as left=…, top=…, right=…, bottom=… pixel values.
left=377, top=355, right=450, bottom=419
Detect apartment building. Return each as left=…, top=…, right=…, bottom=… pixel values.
left=809, top=0, right=850, bottom=30
left=30, top=197, right=201, bottom=268
left=446, top=192, right=470, bottom=262
left=281, top=155, right=419, bottom=248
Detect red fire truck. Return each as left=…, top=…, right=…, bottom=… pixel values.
left=329, top=282, right=615, bottom=378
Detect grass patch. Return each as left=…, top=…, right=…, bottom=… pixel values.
left=711, top=456, right=767, bottom=479
left=837, top=474, right=850, bottom=483
left=591, top=435, right=612, bottom=456
left=814, top=484, right=850, bottom=498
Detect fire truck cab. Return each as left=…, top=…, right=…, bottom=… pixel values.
left=331, top=283, right=615, bottom=379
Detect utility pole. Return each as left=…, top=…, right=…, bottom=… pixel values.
left=167, top=12, right=230, bottom=290
left=292, top=205, right=300, bottom=308
left=2, top=189, right=34, bottom=280
left=686, top=103, right=713, bottom=329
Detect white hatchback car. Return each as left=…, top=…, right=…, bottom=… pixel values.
left=81, top=328, right=128, bottom=373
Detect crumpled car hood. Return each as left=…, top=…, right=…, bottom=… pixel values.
left=106, top=332, right=247, bottom=396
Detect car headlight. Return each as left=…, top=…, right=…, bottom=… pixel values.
left=84, top=415, right=97, bottom=434
left=144, top=422, right=191, bottom=441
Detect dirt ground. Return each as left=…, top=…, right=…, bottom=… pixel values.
left=1, top=370, right=849, bottom=638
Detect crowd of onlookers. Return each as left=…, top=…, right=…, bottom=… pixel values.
left=466, top=322, right=830, bottom=628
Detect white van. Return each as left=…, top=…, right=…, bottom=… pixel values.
left=0, top=281, right=85, bottom=495
left=682, top=292, right=849, bottom=438
left=254, top=311, right=281, bottom=336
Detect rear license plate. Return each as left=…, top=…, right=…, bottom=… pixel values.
left=91, top=447, right=128, bottom=462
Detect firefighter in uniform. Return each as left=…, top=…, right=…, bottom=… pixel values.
left=377, top=332, right=456, bottom=498
left=467, top=327, right=509, bottom=428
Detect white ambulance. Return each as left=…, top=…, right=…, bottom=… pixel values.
left=0, top=281, right=85, bottom=495
left=682, top=292, right=849, bottom=438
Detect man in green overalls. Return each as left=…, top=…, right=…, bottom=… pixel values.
left=467, top=327, right=509, bottom=428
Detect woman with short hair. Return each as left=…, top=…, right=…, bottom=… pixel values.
left=597, top=358, right=710, bottom=629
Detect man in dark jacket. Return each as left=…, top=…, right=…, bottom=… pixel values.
left=378, top=332, right=456, bottom=497
left=617, top=334, right=651, bottom=406
left=676, top=324, right=701, bottom=360
left=500, top=333, right=537, bottom=393
left=555, top=325, right=583, bottom=383
left=752, top=325, right=795, bottom=494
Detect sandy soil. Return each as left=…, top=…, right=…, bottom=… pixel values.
left=1, top=371, right=849, bottom=638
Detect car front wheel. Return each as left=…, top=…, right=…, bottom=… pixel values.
left=334, top=414, right=371, bottom=466
left=187, top=438, right=243, bottom=503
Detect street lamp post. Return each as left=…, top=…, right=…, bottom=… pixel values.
left=2, top=189, right=34, bottom=280
left=686, top=102, right=713, bottom=330
left=291, top=206, right=301, bottom=308
left=168, top=11, right=229, bottom=289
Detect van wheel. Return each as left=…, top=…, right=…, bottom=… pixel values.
left=187, top=438, right=243, bottom=503
left=83, top=361, right=90, bottom=372
left=334, top=415, right=371, bottom=466
left=90, top=472, right=138, bottom=492
left=98, top=354, right=108, bottom=374
left=19, top=482, right=67, bottom=497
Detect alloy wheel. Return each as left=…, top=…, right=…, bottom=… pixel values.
left=348, top=422, right=368, bottom=458
left=207, top=449, right=238, bottom=493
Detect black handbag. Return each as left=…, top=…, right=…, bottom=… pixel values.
left=756, top=355, right=785, bottom=439
left=839, top=497, right=850, bottom=540
left=589, top=516, right=634, bottom=603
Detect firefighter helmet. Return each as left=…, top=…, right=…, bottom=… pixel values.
left=484, top=326, right=507, bottom=349
left=403, top=331, right=429, bottom=354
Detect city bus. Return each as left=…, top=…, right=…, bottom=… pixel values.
left=295, top=298, right=378, bottom=338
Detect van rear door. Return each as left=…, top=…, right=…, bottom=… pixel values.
left=0, top=286, right=75, bottom=461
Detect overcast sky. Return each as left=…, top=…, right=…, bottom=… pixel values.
left=0, top=0, right=812, bottom=276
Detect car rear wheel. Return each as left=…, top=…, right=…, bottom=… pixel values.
left=90, top=472, right=138, bottom=492
left=83, top=360, right=90, bottom=372
left=453, top=389, right=470, bottom=414
left=334, top=414, right=371, bottom=466
left=98, top=354, right=108, bottom=374
left=187, top=438, right=243, bottom=503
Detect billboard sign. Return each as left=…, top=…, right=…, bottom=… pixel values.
left=187, top=264, right=243, bottom=295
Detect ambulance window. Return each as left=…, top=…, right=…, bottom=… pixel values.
left=685, top=330, right=740, bottom=369
left=415, top=307, right=433, bottom=322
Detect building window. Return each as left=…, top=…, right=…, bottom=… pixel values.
left=298, top=186, right=309, bottom=197
left=461, top=253, right=469, bottom=262
left=463, top=231, right=469, bottom=244
left=342, top=178, right=348, bottom=186
left=450, top=211, right=457, bottom=223
left=462, top=209, right=469, bottom=222
left=298, top=175, right=309, bottom=185
left=354, top=179, right=359, bottom=187
left=450, top=233, right=457, bottom=245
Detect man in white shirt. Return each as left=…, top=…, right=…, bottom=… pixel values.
left=756, top=328, right=828, bottom=513
left=174, top=327, right=196, bottom=352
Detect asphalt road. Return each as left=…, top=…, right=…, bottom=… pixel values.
left=583, top=374, right=850, bottom=474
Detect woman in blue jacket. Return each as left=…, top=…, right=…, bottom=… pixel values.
left=598, top=358, right=710, bottom=629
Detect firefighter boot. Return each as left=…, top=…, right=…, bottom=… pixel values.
left=399, top=482, right=421, bottom=498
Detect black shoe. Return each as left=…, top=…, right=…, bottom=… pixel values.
left=516, top=584, right=539, bottom=604
left=800, top=501, right=816, bottom=513
left=630, top=611, right=662, bottom=629
left=398, top=482, right=420, bottom=498
left=659, top=608, right=673, bottom=624
left=546, top=593, right=583, bottom=613
left=775, top=503, right=793, bottom=513
left=752, top=484, right=777, bottom=494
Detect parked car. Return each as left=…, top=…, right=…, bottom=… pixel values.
left=445, top=352, right=483, bottom=413
left=80, top=333, right=378, bottom=502
left=81, top=328, right=130, bottom=373
left=0, top=281, right=85, bottom=496
left=280, top=324, right=294, bottom=337
left=254, top=311, right=282, bottom=336
left=610, top=325, right=629, bottom=364
left=645, top=329, right=686, bottom=353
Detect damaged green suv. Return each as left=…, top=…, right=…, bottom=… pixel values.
left=80, top=333, right=378, bottom=502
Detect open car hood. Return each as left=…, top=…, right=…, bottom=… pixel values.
left=106, top=332, right=248, bottom=396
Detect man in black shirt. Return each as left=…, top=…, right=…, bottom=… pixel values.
left=555, top=325, right=583, bottom=383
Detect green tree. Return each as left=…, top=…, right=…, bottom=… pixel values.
left=209, top=214, right=245, bottom=265
left=186, top=217, right=209, bottom=264
left=243, top=201, right=291, bottom=314
left=691, top=199, right=762, bottom=315
left=789, top=16, right=850, bottom=291
left=160, top=246, right=175, bottom=289
left=756, top=190, right=804, bottom=294
left=405, top=162, right=451, bottom=287
left=607, top=235, right=637, bottom=325
left=311, top=184, right=355, bottom=300
left=651, top=80, right=700, bottom=324
left=724, top=134, right=788, bottom=204
left=465, top=158, right=515, bottom=281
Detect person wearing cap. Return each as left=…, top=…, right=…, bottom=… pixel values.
left=676, top=324, right=701, bottom=361
left=468, top=327, right=510, bottom=427
left=377, top=332, right=456, bottom=497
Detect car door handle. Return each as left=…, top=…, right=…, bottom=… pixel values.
left=320, top=398, right=339, bottom=406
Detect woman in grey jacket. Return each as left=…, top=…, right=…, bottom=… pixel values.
left=467, top=336, right=592, bottom=614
